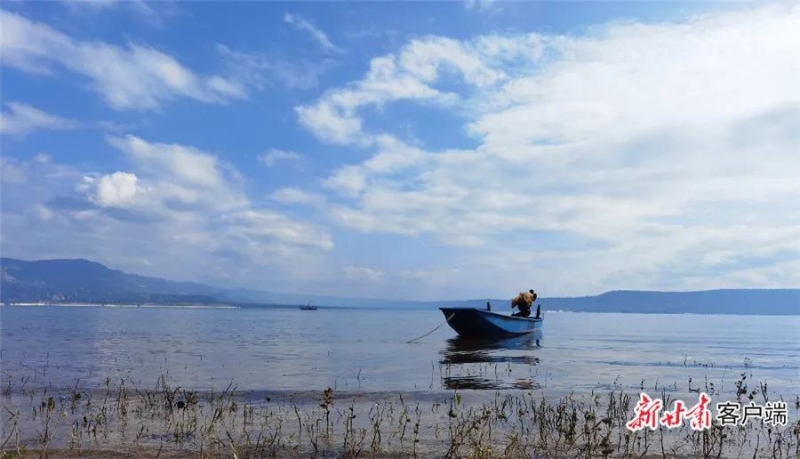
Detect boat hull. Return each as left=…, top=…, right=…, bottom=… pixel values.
left=439, top=307, right=542, bottom=339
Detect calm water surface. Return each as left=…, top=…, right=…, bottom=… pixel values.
left=1, top=306, right=798, bottom=398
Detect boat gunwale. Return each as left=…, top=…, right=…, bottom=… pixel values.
left=439, top=307, right=543, bottom=322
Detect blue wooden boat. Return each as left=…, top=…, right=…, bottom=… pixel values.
left=439, top=307, right=542, bottom=339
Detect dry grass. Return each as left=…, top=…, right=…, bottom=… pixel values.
left=1, top=370, right=798, bottom=459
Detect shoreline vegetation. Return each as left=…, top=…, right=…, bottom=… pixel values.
left=2, top=368, right=798, bottom=459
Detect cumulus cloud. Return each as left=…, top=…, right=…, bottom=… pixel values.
left=107, top=135, right=227, bottom=190
left=0, top=102, right=78, bottom=136
left=0, top=137, right=335, bottom=290
left=88, top=138, right=330, bottom=266
left=94, top=172, right=140, bottom=207
left=78, top=135, right=244, bottom=215
left=0, top=10, right=247, bottom=110
left=294, top=4, right=800, bottom=295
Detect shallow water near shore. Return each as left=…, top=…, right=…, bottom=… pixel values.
left=2, top=306, right=799, bottom=458
left=2, top=306, right=798, bottom=399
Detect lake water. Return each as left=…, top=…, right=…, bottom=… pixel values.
left=1, top=306, right=798, bottom=401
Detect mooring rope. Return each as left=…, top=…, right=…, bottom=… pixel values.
left=406, top=313, right=456, bottom=344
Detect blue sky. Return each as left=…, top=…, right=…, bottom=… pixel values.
left=1, top=1, right=799, bottom=300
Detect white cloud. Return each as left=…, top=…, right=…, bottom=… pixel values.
left=270, top=187, right=325, bottom=206
left=0, top=102, right=78, bottom=136
left=108, top=135, right=226, bottom=189
left=75, top=136, right=243, bottom=216
left=297, top=3, right=800, bottom=295
left=398, top=267, right=459, bottom=282
left=294, top=35, right=526, bottom=145
left=1, top=153, right=79, bottom=186
left=94, top=172, right=140, bottom=207
left=284, top=13, right=342, bottom=54
left=0, top=10, right=247, bottom=110
left=3, top=4, right=799, bottom=299
left=97, top=135, right=333, bottom=253
left=322, top=165, right=367, bottom=197
left=2, top=138, right=336, bottom=292
left=85, top=135, right=332, bottom=252
left=76, top=137, right=246, bottom=231
left=399, top=37, right=504, bottom=86
left=1, top=157, right=28, bottom=184
left=464, top=0, right=497, bottom=11
left=224, top=210, right=333, bottom=250
left=344, top=26, right=401, bottom=42
left=61, top=0, right=172, bottom=27
left=31, top=204, right=54, bottom=222
left=216, top=44, right=333, bottom=91
left=259, top=149, right=302, bottom=167
left=296, top=99, right=366, bottom=145
left=344, top=265, right=384, bottom=281
left=66, top=0, right=120, bottom=9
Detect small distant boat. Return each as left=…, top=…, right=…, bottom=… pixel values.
left=439, top=307, right=542, bottom=339
left=299, top=301, right=318, bottom=311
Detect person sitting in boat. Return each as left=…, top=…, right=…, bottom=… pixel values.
left=511, top=289, right=537, bottom=317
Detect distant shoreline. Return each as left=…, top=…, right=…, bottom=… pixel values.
left=2, top=302, right=799, bottom=315
left=3, top=302, right=240, bottom=309
left=5, top=258, right=799, bottom=315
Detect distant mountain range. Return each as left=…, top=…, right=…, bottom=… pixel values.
left=1, top=258, right=798, bottom=315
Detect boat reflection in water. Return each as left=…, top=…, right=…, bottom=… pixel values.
left=439, top=330, right=543, bottom=390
